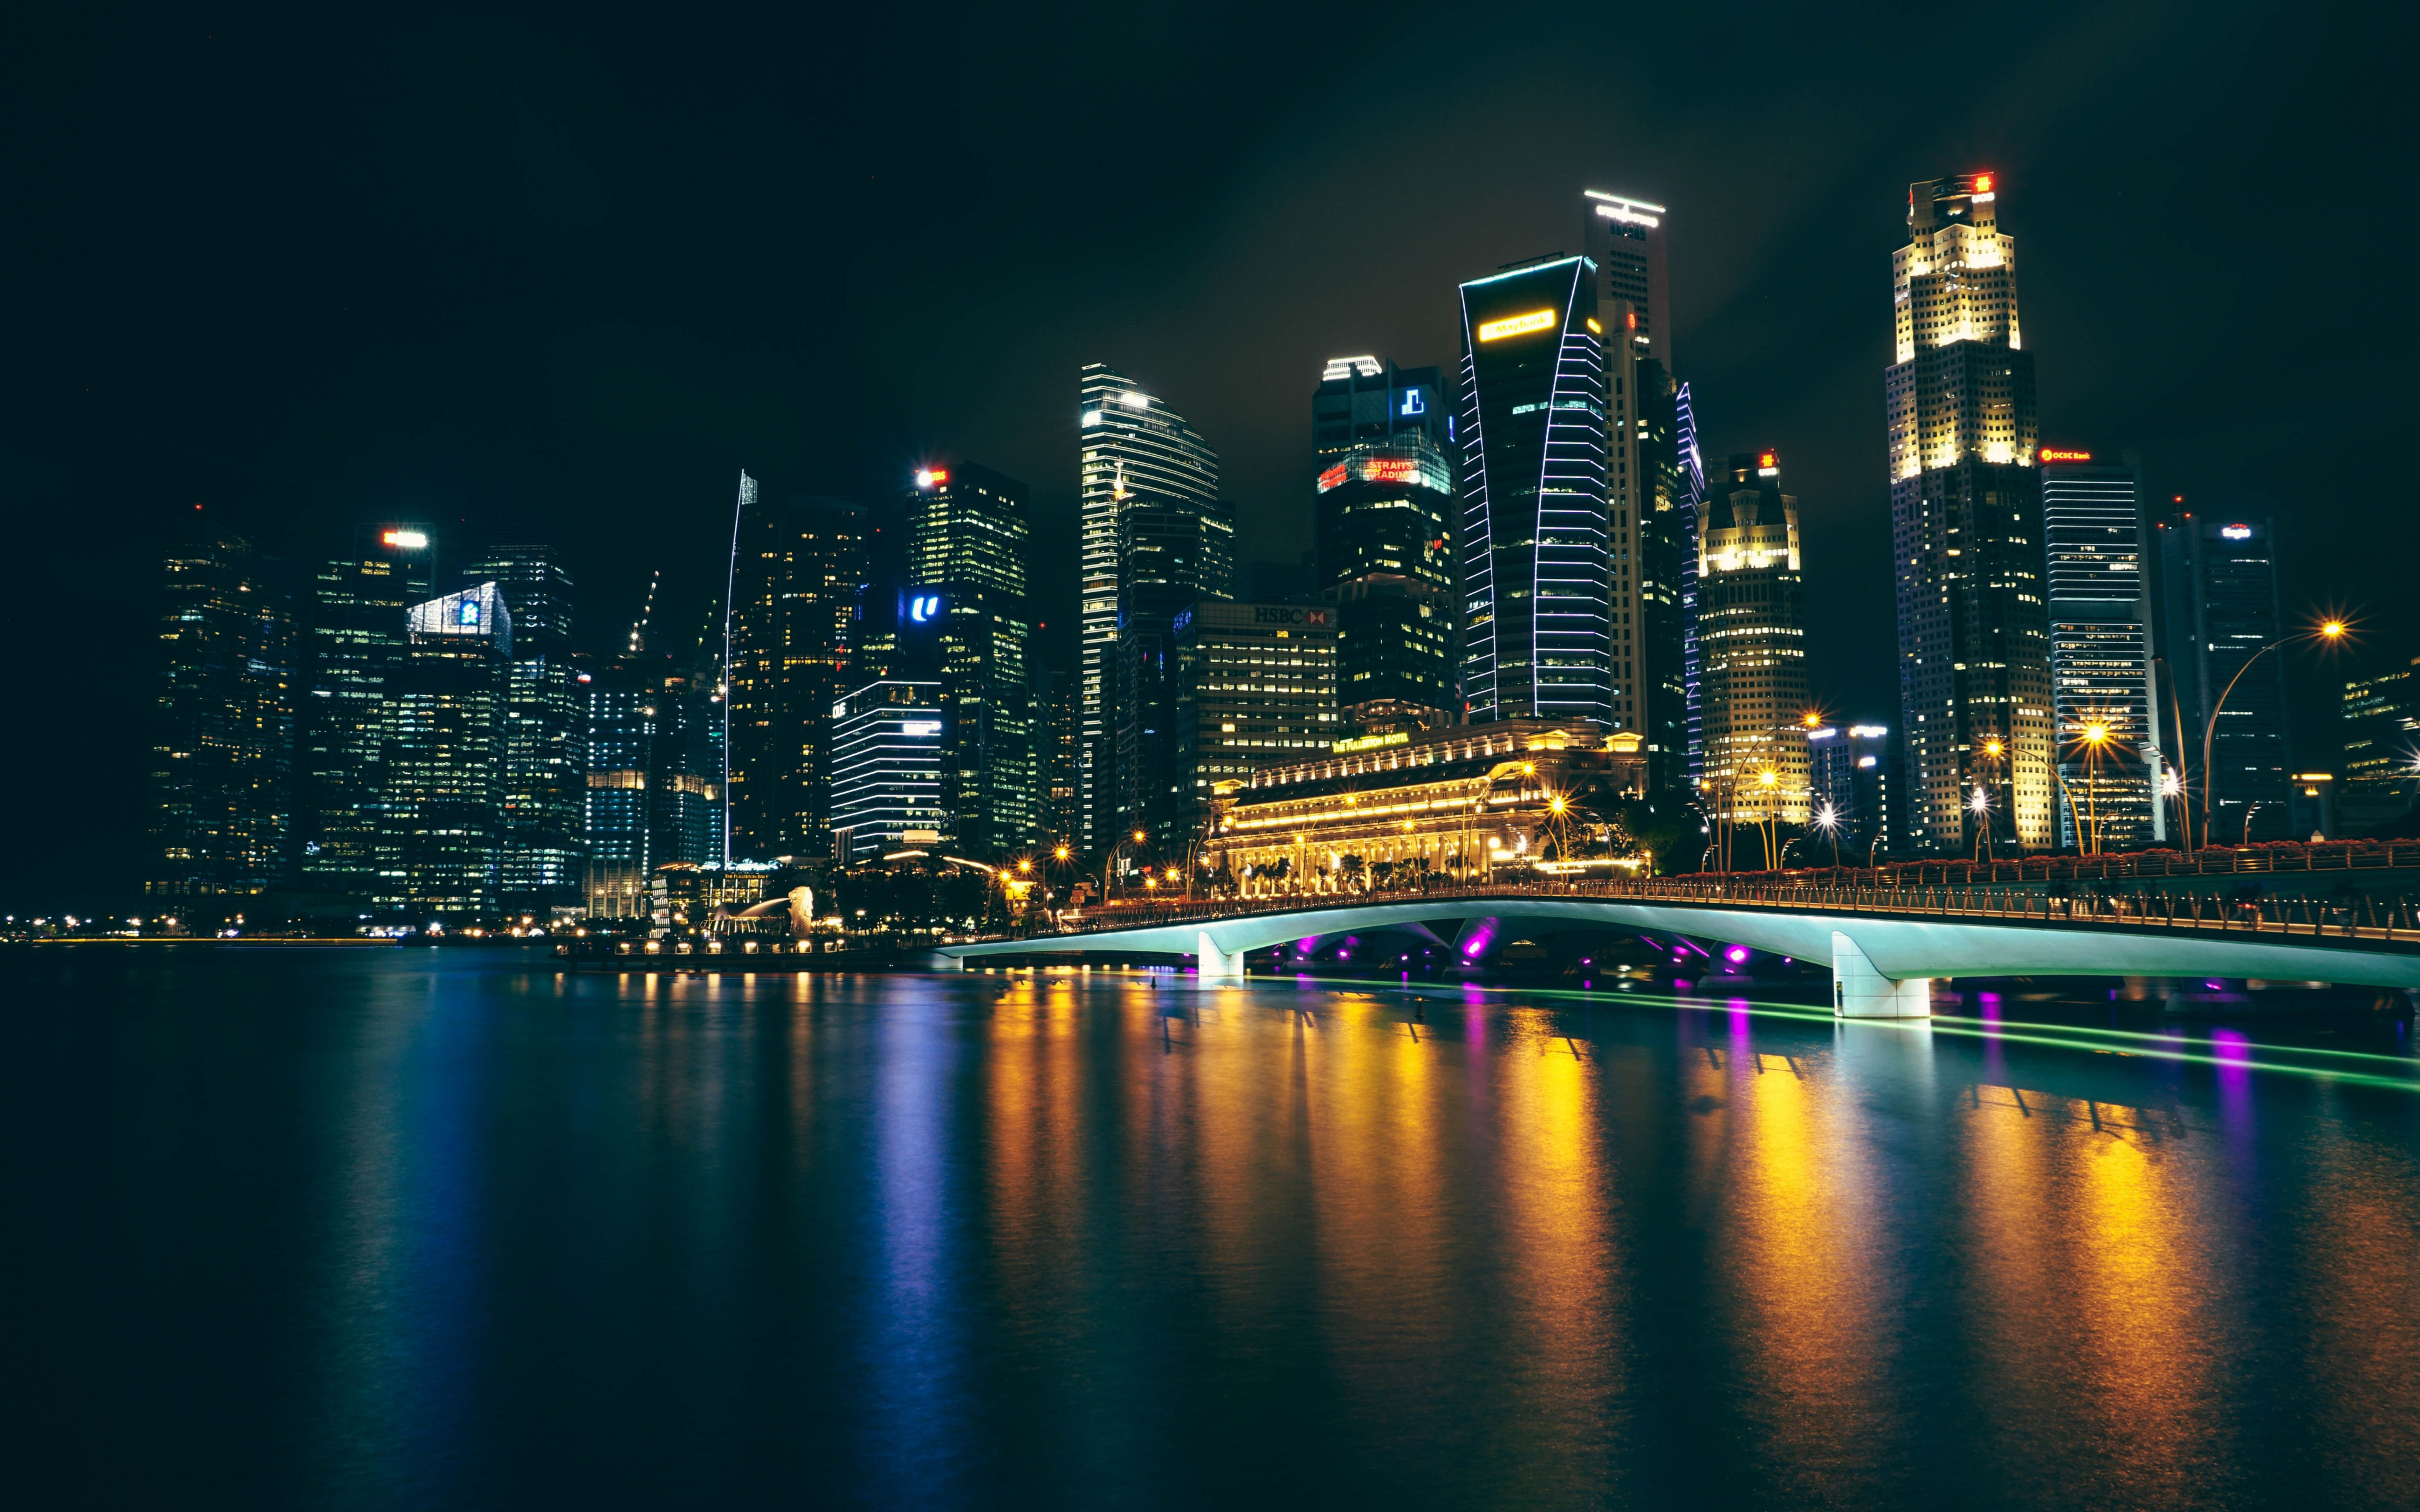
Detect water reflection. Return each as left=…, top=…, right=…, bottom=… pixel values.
left=15, top=955, right=2420, bottom=1511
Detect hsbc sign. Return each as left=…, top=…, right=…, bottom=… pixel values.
left=1253, top=606, right=1331, bottom=627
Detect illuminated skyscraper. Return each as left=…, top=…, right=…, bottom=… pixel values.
left=1583, top=191, right=1671, bottom=366
left=459, top=545, right=585, bottom=912
left=147, top=537, right=299, bottom=905
left=1676, top=382, right=1709, bottom=785
left=1585, top=189, right=1684, bottom=776
left=1114, top=491, right=1236, bottom=845
left=376, top=582, right=511, bottom=917
left=1175, top=600, right=1339, bottom=832
left=297, top=524, right=436, bottom=902
left=2157, top=509, right=2293, bottom=844
left=1311, top=375, right=1456, bottom=730
left=1697, top=451, right=1810, bottom=827
left=907, top=462, right=1039, bottom=852
left=2042, top=453, right=2162, bottom=849
left=1313, top=355, right=1451, bottom=464
left=1887, top=172, right=2051, bottom=854
left=829, top=679, right=948, bottom=862
left=1456, top=256, right=1612, bottom=728
left=1080, top=364, right=1223, bottom=850
left=725, top=486, right=866, bottom=859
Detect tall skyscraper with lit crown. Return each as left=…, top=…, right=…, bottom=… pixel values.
left=1586, top=188, right=1686, bottom=779
left=1078, top=364, right=1223, bottom=850
left=1887, top=172, right=2052, bottom=854
left=1697, top=451, right=1810, bottom=826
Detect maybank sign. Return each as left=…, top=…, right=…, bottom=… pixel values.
left=1477, top=309, right=1558, bottom=341
left=1331, top=731, right=1410, bottom=754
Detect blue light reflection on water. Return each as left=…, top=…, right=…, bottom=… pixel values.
left=9, top=950, right=2420, bottom=1511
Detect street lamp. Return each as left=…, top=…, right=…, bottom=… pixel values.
left=1812, top=801, right=1841, bottom=869
left=2076, top=719, right=2113, bottom=855
left=1756, top=767, right=1780, bottom=870
left=1968, top=783, right=1994, bottom=862
left=2199, top=617, right=2347, bottom=848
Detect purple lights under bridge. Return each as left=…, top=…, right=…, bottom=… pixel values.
left=943, top=879, right=2420, bottom=1019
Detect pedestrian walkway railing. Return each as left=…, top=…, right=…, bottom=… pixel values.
left=996, top=874, right=2420, bottom=951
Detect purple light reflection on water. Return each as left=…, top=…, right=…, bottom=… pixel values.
left=2211, top=1028, right=2254, bottom=1094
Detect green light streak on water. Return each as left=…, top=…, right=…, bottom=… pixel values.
left=1215, top=971, right=2420, bottom=1092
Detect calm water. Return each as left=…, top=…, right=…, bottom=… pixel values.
left=10, top=949, right=2420, bottom=1510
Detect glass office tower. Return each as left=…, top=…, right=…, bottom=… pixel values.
left=1079, top=364, right=1223, bottom=851
left=147, top=537, right=299, bottom=905
left=1456, top=256, right=1613, bottom=728
left=460, top=545, right=585, bottom=912
left=908, top=462, right=1039, bottom=853
left=1313, top=425, right=1456, bottom=730
left=2042, top=454, right=2161, bottom=850
left=376, top=582, right=512, bottom=918
left=2157, top=508, right=2293, bottom=844
left=725, top=487, right=866, bottom=860
left=1586, top=191, right=1676, bottom=757
left=297, top=524, right=437, bottom=903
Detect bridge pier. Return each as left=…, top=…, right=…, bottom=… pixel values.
left=1831, top=931, right=1933, bottom=1018
left=1196, top=931, right=1246, bottom=982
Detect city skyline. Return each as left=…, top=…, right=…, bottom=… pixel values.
left=10, top=3, right=2404, bottom=907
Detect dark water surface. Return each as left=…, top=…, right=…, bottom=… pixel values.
left=10, top=949, right=2420, bottom=1509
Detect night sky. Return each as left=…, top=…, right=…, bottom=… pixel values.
left=6, top=1, right=2408, bottom=905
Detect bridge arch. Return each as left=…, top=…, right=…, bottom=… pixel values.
left=943, top=896, right=2420, bottom=1017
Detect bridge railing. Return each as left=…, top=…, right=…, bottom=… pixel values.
left=991, top=876, right=2420, bottom=951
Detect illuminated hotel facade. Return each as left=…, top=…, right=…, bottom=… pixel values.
left=1695, top=451, right=1810, bottom=823
left=2042, top=453, right=2162, bottom=849
left=1887, top=172, right=2053, bottom=854
left=1456, top=256, right=1614, bottom=730
left=1207, top=723, right=1644, bottom=890
left=1079, top=364, right=1222, bottom=852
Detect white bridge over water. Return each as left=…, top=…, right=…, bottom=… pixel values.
left=942, top=879, right=2420, bottom=1017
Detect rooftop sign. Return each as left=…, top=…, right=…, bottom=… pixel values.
left=1477, top=309, right=1557, bottom=341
